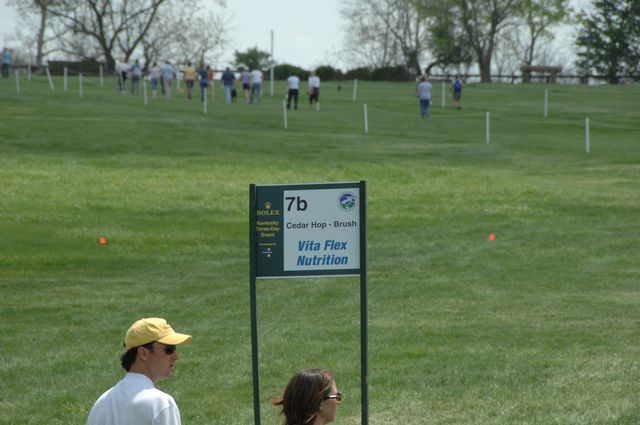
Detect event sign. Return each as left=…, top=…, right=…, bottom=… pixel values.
left=249, top=181, right=368, bottom=425
left=253, top=182, right=364, bottom=277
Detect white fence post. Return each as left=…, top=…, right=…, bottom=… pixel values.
left=203, top=85, right=207, bottom=114
left=585, top=117, right=590, bottom=154
left=364, top=103, right=369, bottom=134
left=144, top=79, right=148, bottom=107
left=45, top=67, right=55, bottom=91
left=282, top=100, right=288, bottom=129
left=352, top=79, right=358, bottom=102
left=486, top=111, right=490, bottom=144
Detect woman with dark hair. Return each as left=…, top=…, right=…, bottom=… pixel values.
left=273, top=368, right=342, bottom=425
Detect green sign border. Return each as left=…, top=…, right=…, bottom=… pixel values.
left=251, top=181, right=365, bottom=278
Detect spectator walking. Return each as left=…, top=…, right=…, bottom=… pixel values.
left=250, top=68, right=263, bottom=104
left=149, top=62, right=161, bottom=98
left=130, top=59, right=142, bottom=95
left=2, top=48, right=12, bottom=78
left=116, top=60, right=130, bottom=94
left=286, top=73, right=300, bottom=110
left=416, top=74, right=433, bottom=118
left=162, top=61, right=176, bottom=99
left=452, top=76, right=463, bottom=110
left=183, top=61, right=196, bottom=99
left=241, top=69, right=251, bottom=103
left=221, top=67, right=236, bottom=104
left=308, top=71, right=320, bottom=107
left=198, top=64, right=209, bottom=102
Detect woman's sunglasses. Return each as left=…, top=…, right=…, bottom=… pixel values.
left=324, top=392, right=343, bottom=402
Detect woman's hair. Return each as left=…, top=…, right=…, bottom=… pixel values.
left=272, top=368, right=334, bottom=425
left=120, top=342, right=154, bottom=371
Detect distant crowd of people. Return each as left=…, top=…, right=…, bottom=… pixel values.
left=114, top=59, right=465, bottom=119
left=6, top=51, right=466, bottom=119
left=114, top=59, right=322, bottom=108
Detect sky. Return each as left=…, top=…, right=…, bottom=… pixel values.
left=0, top=0, right=592, bottom=70
left=0, top=0, right=346, bottom=69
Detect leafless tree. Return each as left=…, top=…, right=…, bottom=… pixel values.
left=47, top=0, right=169, bottom=69
left=140, top=0, right=228, bottom=68
left=457, top=0, right=520, bottom=82
left=7, top=0, right=63, bottom=67
left=340, top=0, right=429, bottom=75
left=517, top=0, right=571, bottom=66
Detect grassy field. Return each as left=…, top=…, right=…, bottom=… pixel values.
left=1, top=73, right=639, bottom=425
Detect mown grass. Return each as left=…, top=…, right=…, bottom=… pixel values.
left=0, top=74, right=639, bottom=425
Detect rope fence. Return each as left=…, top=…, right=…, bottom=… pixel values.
left=4, top=72, right=638, bottom=155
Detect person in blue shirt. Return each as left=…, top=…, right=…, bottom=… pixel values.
left=416, top=75, right=433, bottom=119
left=2, top=48, right=11, bottom=78
left=452, top=76, right=463, bottom=110
left=198, top=64, right=209, bottom=102
left=220, top=67, right=236, bottom=104
left=130, top=59, right=142, bottom=95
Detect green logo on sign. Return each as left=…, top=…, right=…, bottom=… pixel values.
left=338, top=192, right=357, bottom=211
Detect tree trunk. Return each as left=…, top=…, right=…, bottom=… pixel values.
left=35, top=6, right=47, bottom=67
left=104, top=51, right=115, bottom=72
left=479, top=54, right=492, bottom=83
left=404, top=49, right=422, bottom=77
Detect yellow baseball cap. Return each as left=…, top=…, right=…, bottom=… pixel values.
left=124, top=318, right=192, bottom=350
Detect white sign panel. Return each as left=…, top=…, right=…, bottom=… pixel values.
left=283, top=188, right=360, bottom=272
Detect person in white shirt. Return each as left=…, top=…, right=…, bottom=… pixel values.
left=162, top=62, right=176, bottom=99
left=286, top=73, right=300, bottom=110
left=415, top=74, right=433, bottom=118
left=308, top=71, right=320, bottom=107
left=86, top=318, right=192, bottom=425
left=149, top=62, right=161, bottom=98
left=115, top=61, right=130, bottom=94
left=250, top=68, right=263, bottom=104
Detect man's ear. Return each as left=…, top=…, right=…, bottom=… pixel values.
left=137, top=346, right=150, bottom=361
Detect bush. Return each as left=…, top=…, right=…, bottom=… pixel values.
left=273, top=64, right=310, bottom=80
left=314, top=65, right=344, bottom=81
left=342, top=65, right=413, bottom=81
left=46, top=58, right=105, bottom=76
left=370, top=65, right=412, bottom=81
left=344, top=66, right=371, bottom=80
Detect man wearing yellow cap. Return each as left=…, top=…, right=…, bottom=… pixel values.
left=86, top=318, right=192, bottom=425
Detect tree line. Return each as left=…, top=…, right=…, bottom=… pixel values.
left=6, top=0, right=640, bottom=84
left=7, top=0, right=227, bottom=71
left=340, top=0, right=639, bottom=83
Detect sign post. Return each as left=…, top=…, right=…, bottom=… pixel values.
left=249, top=181, right=368, bottom=425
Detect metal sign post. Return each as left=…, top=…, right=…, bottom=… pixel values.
left=249, top=181, right=368, bottom=425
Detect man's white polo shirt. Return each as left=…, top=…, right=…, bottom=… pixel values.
left=87, top=373, right=182, bottom=425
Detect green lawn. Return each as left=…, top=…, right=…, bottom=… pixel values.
left=1, top=74, right=639, bottom=425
